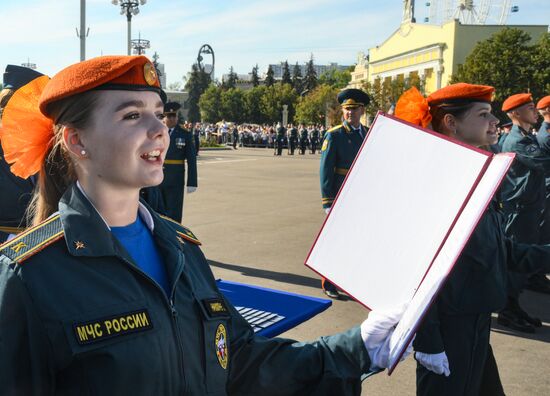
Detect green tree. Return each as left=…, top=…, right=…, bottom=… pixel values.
left=222, top=66, right=238, bottom=90
left=184, top=63, right=211, bottom=122
left=303, top=54, right=318, bottom=92
left=295, top=84, right=339, bottom=125
left=259, top=83, right=298, bottom=124
left=244, top=85, right=268, bottom=124
left=281, top=61, right=292, bottom=85
left=363, top=74, right=425, bottom=118
left=318, top=68, right=351, bottom=89
left=220, top=88, right=245, bottom=123
left=198, top=84, right=221, bottom=122
left=292, top=62, right=303, bottom=93
left=251, top=64, right=260, bottom=87
left=265, top=65, right=275, bottom=87
left=531, top=32, right=550, bottom=97
left=451, top=28, right=536, bottom=118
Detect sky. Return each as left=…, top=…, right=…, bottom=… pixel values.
left=0, top=0, right=548, bottom=87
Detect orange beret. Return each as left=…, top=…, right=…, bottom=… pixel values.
left=501, top=93, right=533, bottom=112
left=536, top=95, right=550, bottom=110
left=39, top=55, right=165, bottom=117
left=427, top=83, right=494, bottom=106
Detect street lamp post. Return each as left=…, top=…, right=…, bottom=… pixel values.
left=111, top=0, right=147, bottom=55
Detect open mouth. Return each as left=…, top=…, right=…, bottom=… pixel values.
left=141, top=149, right=162, bottom=162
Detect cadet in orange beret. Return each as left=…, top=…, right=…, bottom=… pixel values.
left=499, top=93, right=550, bottom=327
left=537, top=95, right=550, bottom=153
left=0, top=55, right=411, bottom=395
left=395, top=83, right=550, bottom=396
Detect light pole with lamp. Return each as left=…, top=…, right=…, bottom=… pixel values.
left=111, top=0, right=147, bottom=55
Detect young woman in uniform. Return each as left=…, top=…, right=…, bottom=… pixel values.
left=0, top=55, right=408, bottom=395
left=394, top=83, right=550, bottom=396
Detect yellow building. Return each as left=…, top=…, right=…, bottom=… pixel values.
left=349, top=20, right=548, bottom=95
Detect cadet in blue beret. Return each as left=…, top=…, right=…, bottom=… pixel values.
left=158, top=101, right=198, bottom=222
left=318, top=88, right=370, bottom=298
left=0, top=65, right=45, bottom=242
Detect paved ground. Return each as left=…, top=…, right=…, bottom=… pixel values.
left=183, top=148, right=550, bottom=395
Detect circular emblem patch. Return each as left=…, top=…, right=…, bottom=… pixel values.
left=143, top=62, right=158, bottom=86
left=215, top=323, right=228, bottom=369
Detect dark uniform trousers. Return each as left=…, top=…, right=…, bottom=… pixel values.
left=0, top=183, right=375, bottom=395
left=159, top=125, right=197, bottom=222
left=414, top=197, right=550, bottom=396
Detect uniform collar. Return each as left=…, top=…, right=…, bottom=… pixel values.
left=60, top=183, right=163, bottom=258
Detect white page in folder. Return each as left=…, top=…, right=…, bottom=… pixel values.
left=387, top=152, right=515, bottom=373
left=306, top=114, right=490, bottom=312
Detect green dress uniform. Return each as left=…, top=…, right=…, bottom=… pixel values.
left=159, top=124, right=197, bottom=222
left=288, top=127, right=298, bottom=155
left=274, top=126, right=286, bottom=156
left=319, top=121, right=366, bottom=209
left=414, top=196, right=550, bottom=396
left=0, top=183, right=374, bottom=395
left=310, top=128, right=320, bottom=154
left=299, top=128, right=309, bottom=155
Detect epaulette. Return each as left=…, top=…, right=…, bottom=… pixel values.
left=0, top=214, right=64, bottom=263
left=327, top=125, right=342, bottom=133
left=160, top=215, right=201, bottom=245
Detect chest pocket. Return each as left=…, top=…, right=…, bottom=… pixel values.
left=196, top=293, right=232, bottom=395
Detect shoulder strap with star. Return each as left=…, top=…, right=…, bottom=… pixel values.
left=159, top=215, right=201, bottom=245
left=0, top=214, right=64, bottom=263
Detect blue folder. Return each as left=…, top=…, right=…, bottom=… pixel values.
left=216, top=279, right=332, bottom=338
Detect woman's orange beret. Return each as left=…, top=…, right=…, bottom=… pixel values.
left=39, top=55, right=165, bottom=117
left=427, top=83, right=494, bottom=106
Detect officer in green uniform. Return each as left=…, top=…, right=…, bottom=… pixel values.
left=395, top=83, right=550, bottom=396
left=299, top=125, right=309, bottom=155
left=0, top=54, right=411, bottom=395
left=319, top=88, right=370, bottom=298
left=288, top=124, right=298, bottom=155
left=0, top=65, right=45, bottom=241
left=159, top=102, right=197, bottom=222
left=274, top=123, right=286, bottom=156
left=498, top=93, right=550, bottom=331
left=310, top=126, right=320, bottom=154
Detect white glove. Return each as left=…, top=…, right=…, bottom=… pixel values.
left=415, top=351, right=450, bottom=377
left=324, top=207, right=330, bottom=214
left=360, top=307, right=407, bottom=370
left=187, top=186, right=197, bottom=194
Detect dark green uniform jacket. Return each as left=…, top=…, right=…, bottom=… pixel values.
left=319, top=121, right=367, bottom=209
left=159, top=124, right=197, bottom=222
left=0, top=146, right=34, bottom=239
left=414, top=197, right=550, bottom=396
left=0, top=184, right=372, bottom=395
left=499, top=125, right=549, bottom=244
left=537, top=121, right=550, bottom=243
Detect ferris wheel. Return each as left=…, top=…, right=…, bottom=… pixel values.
left=424, top=0, right=518, bottom=25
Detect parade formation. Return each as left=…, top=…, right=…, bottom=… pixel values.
left=0, top=1, right=549, bottom=395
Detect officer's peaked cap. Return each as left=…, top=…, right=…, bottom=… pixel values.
left=338, top=89, right=370, bottom=108
left=3, top=65, right=44, bottom=90
left=164, top=101, right=181, bottom=113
